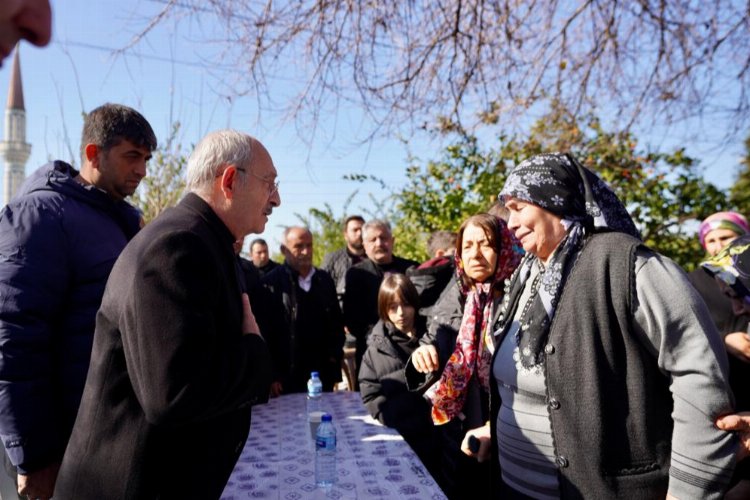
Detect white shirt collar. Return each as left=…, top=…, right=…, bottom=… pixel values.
left=298, top=267, right=315, bottom=292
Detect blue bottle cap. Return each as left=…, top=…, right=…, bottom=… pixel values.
left=321, top=413, right=332, bottom=422
left=311, top=371, right=320, bottom=378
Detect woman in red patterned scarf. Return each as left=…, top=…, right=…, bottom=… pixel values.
left=407, top=213, right=522, bottom=497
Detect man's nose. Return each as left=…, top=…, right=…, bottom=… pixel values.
left=134, top=161, right=147, bottom=178
left=269, top=189, right=281, bottom=207
left=17, top=0, right=53, bottom=47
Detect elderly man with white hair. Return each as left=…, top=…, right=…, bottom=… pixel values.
left=55, top=130, right=280, bottom=499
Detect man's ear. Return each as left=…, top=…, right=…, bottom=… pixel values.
left=84, top=144, right=99, bottom=168
left=219, top=166, right=240, bottom=200
left=280, top=244, right=291, bottom=260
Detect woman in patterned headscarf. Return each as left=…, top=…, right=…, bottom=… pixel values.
left=689, top=211, right=750, bottom=371
left=699, top=212, right=749, bottom=258
left=461, top=153, right=736, bottom=500
left=406, top=212, right=522, bottom=498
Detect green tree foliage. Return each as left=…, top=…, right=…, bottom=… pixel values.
left=131, top=123, right=187, bottom=224
left=730, top=133, right=750, bottom=217
left=390, top=106, right=729, bottom=268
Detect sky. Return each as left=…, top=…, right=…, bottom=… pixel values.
left=0, top=0, right=745, bottom=253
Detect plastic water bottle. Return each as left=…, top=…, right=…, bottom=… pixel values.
left=315, top=413, right=336, bottom=487
left=307, top=371, right=323, bottom=414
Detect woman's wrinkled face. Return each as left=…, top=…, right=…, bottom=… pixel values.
left=387, top=296, right=415, bottom=333
left=504, top=197, right=567, bottom=261
left=460, top=223, right=498, bottom=283
left=705, top=228, right=740, bottom=257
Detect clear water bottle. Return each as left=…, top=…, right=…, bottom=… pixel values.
left=306, top=371, right=323, bottom=414
left=315, top=413, right=336, bottom=487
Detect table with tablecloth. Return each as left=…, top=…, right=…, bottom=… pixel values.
left=221, top=391, right=447, bottom=499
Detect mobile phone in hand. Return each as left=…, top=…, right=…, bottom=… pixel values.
left=468, top=435, right=480, bottom=453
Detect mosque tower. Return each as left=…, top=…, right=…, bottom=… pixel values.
left=0, top=46, right=31, bottom=205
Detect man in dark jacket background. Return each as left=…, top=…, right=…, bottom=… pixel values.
left=321, top=214, right=366, bottom=308
left=55, top=129, right=277, bottom=499
left=343, top=219, right=417, bottom=382
left=262, top=226, right=345, bottom=395
left=407, top=230, right=457, bottom=318
left=249, top=238, right=280, bottom=277
left=0, top=103, right=156, bottom=500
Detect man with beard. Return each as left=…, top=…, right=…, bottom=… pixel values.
left=322, top=215, right=366, bottom=308
left=0, top=104, right=156, bottom=500
left=262, top=227, right=345, bottom=395
left=343, top=219, right=418, bottom=383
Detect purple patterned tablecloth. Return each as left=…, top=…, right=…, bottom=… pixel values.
left=221, top=391, right=447, bottom=499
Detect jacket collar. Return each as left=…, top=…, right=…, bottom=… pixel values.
left=180, top=192, right=237, bottom=249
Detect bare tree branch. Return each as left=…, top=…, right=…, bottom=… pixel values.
left=131, top=0, right=750, bottom=142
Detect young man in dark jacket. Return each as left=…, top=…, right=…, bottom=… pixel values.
left=321, top=214, right=366, bottom=308
left=0, top=103, right=156, bottom=500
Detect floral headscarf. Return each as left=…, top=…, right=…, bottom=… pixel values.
left=698, top=212, right=749, bottom=249
left=426, top=216, right=523, bottom=425
left=702, top=234, right=750, bottom=302
left=497, top=152, right=639, bottom=368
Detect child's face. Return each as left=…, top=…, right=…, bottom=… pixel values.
left=387, top=297, right=416, bottom=334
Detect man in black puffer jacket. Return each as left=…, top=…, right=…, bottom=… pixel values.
left=0, top=104, right=156, bottom=500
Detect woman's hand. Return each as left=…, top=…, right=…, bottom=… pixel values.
left=716, top=411, right=750, bottom=462
left=411, top=344, right=439, bottom=373
left=461, top=422, right=491, bottom=463
left=725, top=332, right=750, bottom=363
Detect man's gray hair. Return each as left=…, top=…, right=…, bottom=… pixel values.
left=362, top=219, right=392, bottom=236
left=186, top=129, right=255, bottom=193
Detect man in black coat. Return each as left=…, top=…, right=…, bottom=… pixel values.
left=262, top=226, right=345, bottom=395
left=249, top=238, right=280, bottom=277
left=321, top=214, right=366, bottom=308
left=55, top=130, right=279, bottom=499
left=343, top=219, right=417, bottom=381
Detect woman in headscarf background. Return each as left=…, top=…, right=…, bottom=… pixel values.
left=462, top=153, right=736, bottom=499
left=689, top=212, right=750, bottom=336
left=406, top=213, right=522, bottom=497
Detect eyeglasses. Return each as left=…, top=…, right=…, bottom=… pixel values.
left=235, top=167, right=279, bottom=196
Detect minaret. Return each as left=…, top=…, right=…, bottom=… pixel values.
left=0, top=46, right=31, bottom=205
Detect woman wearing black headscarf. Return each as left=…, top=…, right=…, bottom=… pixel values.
left=462, top=153, right=737, bottom=499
